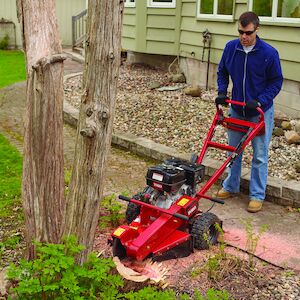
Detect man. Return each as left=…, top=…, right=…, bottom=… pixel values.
left=215, top=11, right=283, bottom=213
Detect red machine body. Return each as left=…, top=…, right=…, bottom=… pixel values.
left=111, top=101, right=265, bottom=261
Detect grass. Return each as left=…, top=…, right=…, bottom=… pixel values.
left=0, top=134, right=23, bottom=216
left=0, top=50, right=26, bottom=88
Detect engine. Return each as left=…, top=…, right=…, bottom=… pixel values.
left=141, top=158, right=205, bottom=210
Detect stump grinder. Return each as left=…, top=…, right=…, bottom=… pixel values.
left=109, top=100, right=265, bottom=283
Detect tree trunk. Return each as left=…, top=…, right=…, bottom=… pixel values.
left=63, top=0, right=124, bottom=263
left=17, top=0, right=66, bottom=259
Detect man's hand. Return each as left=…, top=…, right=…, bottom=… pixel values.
left=215, top=93, right=229, bottom=106
left=246, top=100, right=261, bottom=110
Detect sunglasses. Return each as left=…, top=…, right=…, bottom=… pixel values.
left=238, top=29, right=256, bottom=35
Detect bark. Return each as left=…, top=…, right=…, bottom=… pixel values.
left=63, top=0, right=124, bottom=263
left=16, top=0, right=66, bottom=258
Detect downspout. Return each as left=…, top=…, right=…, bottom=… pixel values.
left=202, top=29, right=212, bottom=90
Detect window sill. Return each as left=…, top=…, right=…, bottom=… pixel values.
left=196, top=14, right=234, bottom=22
left=259, top=18, right=300, bottom=27
left=147, top=5, right=176, bottom=8
left=147, top=0, right=176, bottom=8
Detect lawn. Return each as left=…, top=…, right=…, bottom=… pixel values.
left=0, top=134, right=22, bottom=215
left=0, top=50, right=26, bottom=88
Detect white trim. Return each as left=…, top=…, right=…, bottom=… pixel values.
left=249, top=0, right=300, bottom=23
left=196, top=0, right=234, bottom=21
left=147, top=0, right=176, bottom=8
left=125, top=0, right=135, bottom=8
left=197, top=14, right=233, bottom=21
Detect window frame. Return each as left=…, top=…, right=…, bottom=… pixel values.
left=196, top=0, right=234, bottom=21
left=249, top=0, right=300, bottom=24
left=124, top=0, right=135, bottom=8
left=147, top=0, right=176, bottom=8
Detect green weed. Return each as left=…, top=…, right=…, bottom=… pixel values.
left=191, top=223, right=242, bottom=282
left=194, top=288, right=232, bottom=300
left=0, top=235, right=22, bottom=261
left=283, top=270, right=295, bottom=277
left=241, top=218, right=269, bottom=268
left=99, top=192, right=128, bottom=228
left=2, top=235, right=21, bottom=250
left=124, top=286, right=177, bottom=300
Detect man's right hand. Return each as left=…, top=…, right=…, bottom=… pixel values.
left=215, top=93, right=229, bottom=106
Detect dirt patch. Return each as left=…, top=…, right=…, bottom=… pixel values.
left=93, top=225, right=299, bottom=300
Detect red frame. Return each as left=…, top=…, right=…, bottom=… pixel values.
left=111, top=100, right=265, bottom=260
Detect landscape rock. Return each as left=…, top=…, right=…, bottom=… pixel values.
left=284, top=130, right=300, bottom=144
left=273, top=127, right=284, bottom=137
left=274, top=110, right=289, bottom=127
left=169, top=73, right=186, bottom=83
left=0, top=269, right=8, bottom=297
left=295, top=161, right=300, bottom=173
left=281, top=121, right=292, bottom=130
left=64, top=63, right=300, bottom=181
left=291, top=120, right=300, bottom=134
left=184, top=86, right=202, bottom=97
left=148, top=81, right=161, bottom=90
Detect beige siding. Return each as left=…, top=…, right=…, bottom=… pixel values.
left=56, top=0, right=86, bottom=46
left=145, top=8, right=177, bottom=55
left=122, top=9, right=136, bottom=50
left=0, top=0, right=22, bottom=47
left=0, top=0, right=86, bottom=47
left=179, top=1, right=300, bottom=82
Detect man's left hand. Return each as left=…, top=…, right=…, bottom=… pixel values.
left=246, top=100, right=261, bottom=110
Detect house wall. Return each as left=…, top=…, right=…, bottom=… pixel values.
left=1, top=0, right=299, bottom=117
left=0, top=0, right=86, bottom=47
left=123, top=1, right=181, bottom=56
left=124, top=0, right=300, bottom=118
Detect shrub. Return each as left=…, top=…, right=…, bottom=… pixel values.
left=194, top=288, right=232, bottom=300
left=7, top=236, right=123, bottom=299
left=99, top=193, right=125, bottom=228
left=124, top=286, right=176, bottom=300
left=0, top=34, right=9, bottom=50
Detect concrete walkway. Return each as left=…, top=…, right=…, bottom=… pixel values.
left=0, top=57, right=299, bottom=271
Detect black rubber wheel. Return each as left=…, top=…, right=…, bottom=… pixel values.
left=125, top=202, right=140, bottom=224
left=112, top=237, right=127, bottom=259
left=190, top=212, right=221, bottom=250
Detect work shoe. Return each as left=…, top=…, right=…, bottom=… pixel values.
left=247, top=200, right=263, bottom=213
left=214, top=188, right=232, bottom=199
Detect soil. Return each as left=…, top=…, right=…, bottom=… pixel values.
left=93, top=225, right=291, bottom=300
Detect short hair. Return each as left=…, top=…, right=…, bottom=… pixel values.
left=239, top=11, right=260, bottom=28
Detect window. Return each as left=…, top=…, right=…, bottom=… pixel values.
left=249, top=0, right=300, bottom=23
left=197, top=0, right=234, bottom=20
left=148, top=0, right=176, bottom=8
left=125, top=0, right=135, bottom=7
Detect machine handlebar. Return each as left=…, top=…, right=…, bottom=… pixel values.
left=118, top=195, right=132, bottom=202
left=218, top=99, right=264, bottom=119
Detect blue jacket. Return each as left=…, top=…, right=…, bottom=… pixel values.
left=217, top=36, right=283, bottom=117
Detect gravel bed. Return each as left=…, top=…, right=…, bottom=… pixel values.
left=252, top=272, right=300, bottom=300
left=64, top=63, right=300, bottom=182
